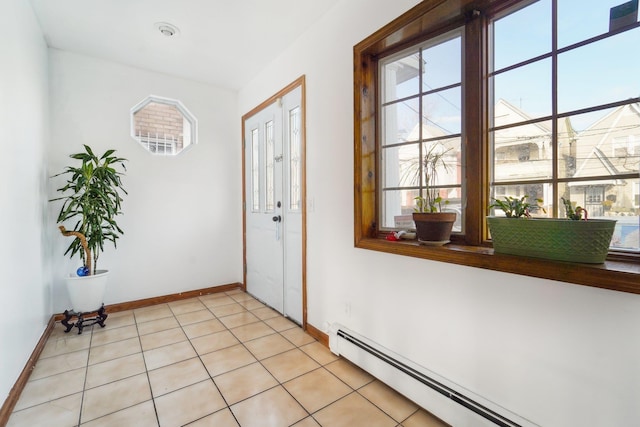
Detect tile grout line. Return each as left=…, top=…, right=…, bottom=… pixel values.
left=201, top=291, right=323, bottom=424
left=225, top=290, right=366, bottom=426
left=61, top=310, right=165, bottom=425
left=173, top=294, right=237, bottom=423
left=182, top=291, right=251, bottom=426
left=78, top=293, right=303, bottom=426
left=13, top=333, right=93, bottom=420
left=74, top=324, right=94, bottom=427
left=354, top=382, right=417, bottom=425
left=202, top=291, right=287, bottom=425
left=223, top=292, right=316, bottom=426
left=132, top=307, right=162, bottom=427
left=16, top=290, right=422, bottom=427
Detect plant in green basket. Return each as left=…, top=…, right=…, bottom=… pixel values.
left=561, top=197, right=588, bottom=220
left=489, top=195, right=545, bottom=218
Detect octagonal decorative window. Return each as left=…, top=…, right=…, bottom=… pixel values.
left=130, top=95, right=197, bottom=155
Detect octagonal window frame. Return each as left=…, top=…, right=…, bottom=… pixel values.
left=130, top=95, right=198, bottom=156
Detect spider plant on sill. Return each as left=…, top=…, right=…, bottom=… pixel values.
left=408, top=143, right=457, bottom=245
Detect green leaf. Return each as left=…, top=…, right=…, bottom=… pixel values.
left=51, top=145, right=128, bottom=266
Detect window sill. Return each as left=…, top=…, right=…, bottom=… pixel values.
left=356, top=238, right=640, bottom=295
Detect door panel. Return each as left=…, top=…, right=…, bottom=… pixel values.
left=244, top=84, right=304, bottom=324
left=282, top=88, right=303, bottom=324
left=245, top=105, right=284, bottom=313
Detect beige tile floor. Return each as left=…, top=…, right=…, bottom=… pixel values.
left=8, top=289, right=449, bottom=427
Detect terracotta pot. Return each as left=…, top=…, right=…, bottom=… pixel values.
left=412, top=212, right=456, bottom=245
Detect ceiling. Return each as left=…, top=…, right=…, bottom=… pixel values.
left=29, top=0, right=341, bottom=91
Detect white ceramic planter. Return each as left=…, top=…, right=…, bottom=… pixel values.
left=65, top=270, right=109, bottom=313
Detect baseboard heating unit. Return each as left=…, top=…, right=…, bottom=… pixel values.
left=328, top=324, right=539, bottom=427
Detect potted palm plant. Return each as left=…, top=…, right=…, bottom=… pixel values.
left=51, top=145, right=127, bottom=317
left=412, top=144, right=456, bottom=245
left=487, top=195, right=616, bottom=263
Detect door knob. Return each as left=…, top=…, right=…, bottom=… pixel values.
left=272, top=215, right=282, bottom=222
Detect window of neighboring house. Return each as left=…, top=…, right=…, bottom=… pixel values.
left=613, top=135, right=640, bottom=157
left=131, top=95, right=197, bottom=156
left=354, top=0, right=640, bottom=291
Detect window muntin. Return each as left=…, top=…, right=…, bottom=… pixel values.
left=382, top=55, right=420, bottom=103
left=423, top=87, right=462, bottom=135
left=379, top=29, right=464, bottom=232
left=558, top=29, right=640, bottom=114
left=491, top=120, right=553, bottom=182
left=489, top=1, right=639, bottom=253
left=492, top=58, right=552, bottom=121
left=130, top=95, right=197, bottom=156
left=421, top=35, right=462, bottom=91
left=492, top=0, right=551, bottom=70
left=381, top=99, right=420, bottom=146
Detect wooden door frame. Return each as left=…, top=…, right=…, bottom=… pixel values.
left=241, top=75, right=307, bottom=328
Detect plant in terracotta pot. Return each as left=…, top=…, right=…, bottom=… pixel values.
left=411, top=144, right=457, bottom=245
left=51, top=145, right=127, bottom=330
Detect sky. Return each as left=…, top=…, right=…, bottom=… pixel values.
left=383, top=0, right=639, bottom=136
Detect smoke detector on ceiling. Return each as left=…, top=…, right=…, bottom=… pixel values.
left=155, top=22, right=180, bottom=37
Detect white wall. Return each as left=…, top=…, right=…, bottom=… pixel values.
left=48, top=50, right=243, bottom=309
left=0, top=0, right=51, bottom=403
left=239, top=1, right=640, bottom=426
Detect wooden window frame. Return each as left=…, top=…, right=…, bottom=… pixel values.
left=354, top=0, right=640, bottom=295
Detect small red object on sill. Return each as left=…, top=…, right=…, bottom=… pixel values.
left=386, top=232, right=400, bottom=241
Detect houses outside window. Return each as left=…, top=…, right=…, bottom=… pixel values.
left=488, top=1, right=639, bottom=251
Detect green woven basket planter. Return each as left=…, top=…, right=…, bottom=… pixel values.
left=487, top=216, right=617, bottom=263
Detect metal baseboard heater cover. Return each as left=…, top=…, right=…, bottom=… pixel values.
left=329, top=324, right=539, bottom=427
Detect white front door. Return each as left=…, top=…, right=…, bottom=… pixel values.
left=244, top=84, right=304, bottom=324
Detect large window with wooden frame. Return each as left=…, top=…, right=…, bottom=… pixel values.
left=489, top=0, right=639, bottom=253
left=380, top=29, right=464, bottom=233
left=354, top=0, right=640, bottom=294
